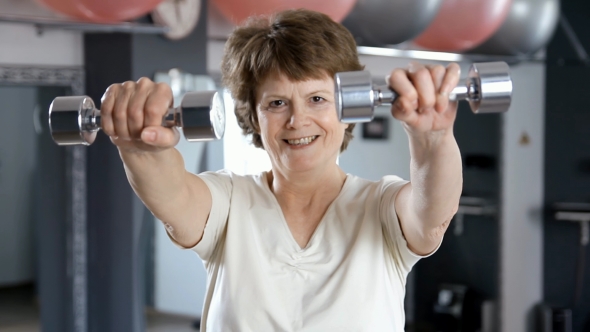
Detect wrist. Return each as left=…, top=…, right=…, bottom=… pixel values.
left=408, top=129, right=458, bottom=166
left=407, top=127, right=455, bottom=150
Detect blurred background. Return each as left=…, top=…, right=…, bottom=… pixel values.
left=0, top=0, right=588, bottom=331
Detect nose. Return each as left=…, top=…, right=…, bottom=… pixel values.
left=286, top=102, right=311, bottom=129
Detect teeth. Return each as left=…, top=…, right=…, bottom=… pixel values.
left=287, top=136, right=316, bottom=145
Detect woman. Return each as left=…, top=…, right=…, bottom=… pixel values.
left=100, top=9, right=462, bottom=332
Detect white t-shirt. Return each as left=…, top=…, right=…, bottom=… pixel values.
left=179, top=170, right=438, bottom=332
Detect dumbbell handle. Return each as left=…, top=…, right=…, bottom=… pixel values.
left=371, top=79, right=477, bottom=106
left=78, top=103, right=181, bottom=133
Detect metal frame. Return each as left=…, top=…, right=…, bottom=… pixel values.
left=0, top=64, right=87, bottom=332
left=0, top=13, right=167, bottom=35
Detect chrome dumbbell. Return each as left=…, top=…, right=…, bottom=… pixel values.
left=335, top=61, right=513, bottom=123
left=48, top=90, right=226, bottom=146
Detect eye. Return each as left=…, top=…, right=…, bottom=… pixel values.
left=311, top=96, right=325, bottom=103
left=269, top=100, right=286, bottom=107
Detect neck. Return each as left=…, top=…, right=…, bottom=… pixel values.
left=268, top=163, right=347, bottom=206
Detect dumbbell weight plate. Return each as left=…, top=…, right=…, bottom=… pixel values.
left=467, top=62, right=512, bottom=114
left=334, top=70, right=375, bottom=124
left=180, top=90, right=226, bottom=141
left=49, top=96, right=98, bottom=146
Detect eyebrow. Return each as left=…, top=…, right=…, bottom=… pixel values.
left=262, top=90, right=332, bottom=100
left=307, top=89, right=332, bottom=96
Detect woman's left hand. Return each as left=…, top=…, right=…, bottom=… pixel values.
left=388, top=62, right=461, bottom=137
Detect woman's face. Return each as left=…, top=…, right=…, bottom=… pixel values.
left=255, top=71, right=348, bottom=174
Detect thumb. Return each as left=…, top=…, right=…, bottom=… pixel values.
left=140, top=126, right=180, bottom=148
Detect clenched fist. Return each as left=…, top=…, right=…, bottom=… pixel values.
left=100, top=77, right=180, bottom=152
left=388, top=62, right=461, bottom=138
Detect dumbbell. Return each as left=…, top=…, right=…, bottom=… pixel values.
left=49, top=90, right=226, bottom=146
left=334, top=61, right=513, bottom=123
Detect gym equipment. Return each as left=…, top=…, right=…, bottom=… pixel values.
left=335, top=61, right=512, bottom=123
left=413, top=0, right=512, bottom=52
left=48, top=90, right=225, bottom=146
left=342, top=0, right=443, bottom=46
left=39, top=0, right=165, bottom=23
left=210, top=0, right=357, bottom=24
left=470, top=0, right=560, bottom=56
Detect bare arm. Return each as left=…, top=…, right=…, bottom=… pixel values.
left=395, top=132, right=462, bottom=255
left=120, top=148, right=212, bottom=248
left=100, top=78, right=212, bottom=248
left=389, top=63, right=463, bottom=255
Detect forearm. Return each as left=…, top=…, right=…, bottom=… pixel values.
left=120, top=147, right=190, bottom=219
left=407, top=129, right=463, bottom=230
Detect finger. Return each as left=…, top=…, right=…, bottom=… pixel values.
left=427, top=64, right=447, bottom=113
left=99, top=84, right=119, bottom=137
left=144, top=82, right=173, bottom=127
left=391, top=97, right=418, bottom=124
left=441, top=63, right=461, bottom=97
left=141, top=126, right=180, bottom=148
left=407, top=63, right=436, bottom=112
left=126, top=78, right=151, bottom=139
left=112, top=81, right=135, bottom=140
left=437, top=63, right=461, bottom=114
left=427, top=64, right=446, bottom=92
left=388, top=68, right=418, bottom=112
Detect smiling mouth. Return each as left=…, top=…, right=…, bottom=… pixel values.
left=284, top=135, right=319, bottom=146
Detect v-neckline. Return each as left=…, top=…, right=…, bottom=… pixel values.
left=260, top=172, right=352, bottom=251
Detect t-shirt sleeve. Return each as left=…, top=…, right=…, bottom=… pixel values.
left=166, top=169, right=232, bottom=261
left=379, top=176, right=443, bottom=273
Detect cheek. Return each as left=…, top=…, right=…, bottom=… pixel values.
left=257, top=112, right=280, bottom=144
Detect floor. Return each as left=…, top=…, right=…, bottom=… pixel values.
left=0, top=284, right=199, bottom=332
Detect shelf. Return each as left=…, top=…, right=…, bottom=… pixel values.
left=0, top=13, right=168, bottom=34
left=453, top=196, right=497, bottom=236
left=552, top=202, right=590, bottom=246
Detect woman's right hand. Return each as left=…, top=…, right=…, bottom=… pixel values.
left=100, top=77, right=180, bottom=153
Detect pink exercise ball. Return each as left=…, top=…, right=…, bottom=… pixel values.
left=38, top=0, right=165, bottom=23
left=211, top=0, right=357, bottom=24
left=37, top=0, right=84, bottom=20
left=413, top=0, right=513, bottom=52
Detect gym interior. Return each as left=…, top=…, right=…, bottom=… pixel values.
left=0, top=0, right=588, bottom=331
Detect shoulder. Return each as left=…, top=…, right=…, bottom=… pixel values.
left=198, top=169, right=270, bottom=193
left=344, top=174, right=407, bottom=194
left=336, top=174, right=408, bottom=210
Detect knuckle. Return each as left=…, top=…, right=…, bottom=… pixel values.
left=390, top=69, right=406, bottom=81
left=113, top=107, right=126, bottom=120
left=447, top=63, right=461, bottom=75
left=129, top=112, right=143, bottom=127
left=156, top=82, right=173, bottom=96
left=102, top=84, right=119, bottom=102
left=105, top=83, right=121, bottom=94
left=145, top=103, right=163, bottom=117
left=127, top=104, right=143, bottom=119
left=401, top=98, right=414, bottom=110
left=414, top=67, right=430, bottom=80
left=121, top=81, right=136, bottom=95
left=431, top=65, right=445, bottom=77
left=136, top=77, right=153, bottom=86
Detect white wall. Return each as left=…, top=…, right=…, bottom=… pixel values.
left=499, top=62, right=545, bottom=332
left=0, top=0, right=83, bottom=66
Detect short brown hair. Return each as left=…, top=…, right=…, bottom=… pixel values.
left=221, top=9, right=364, bottom=152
